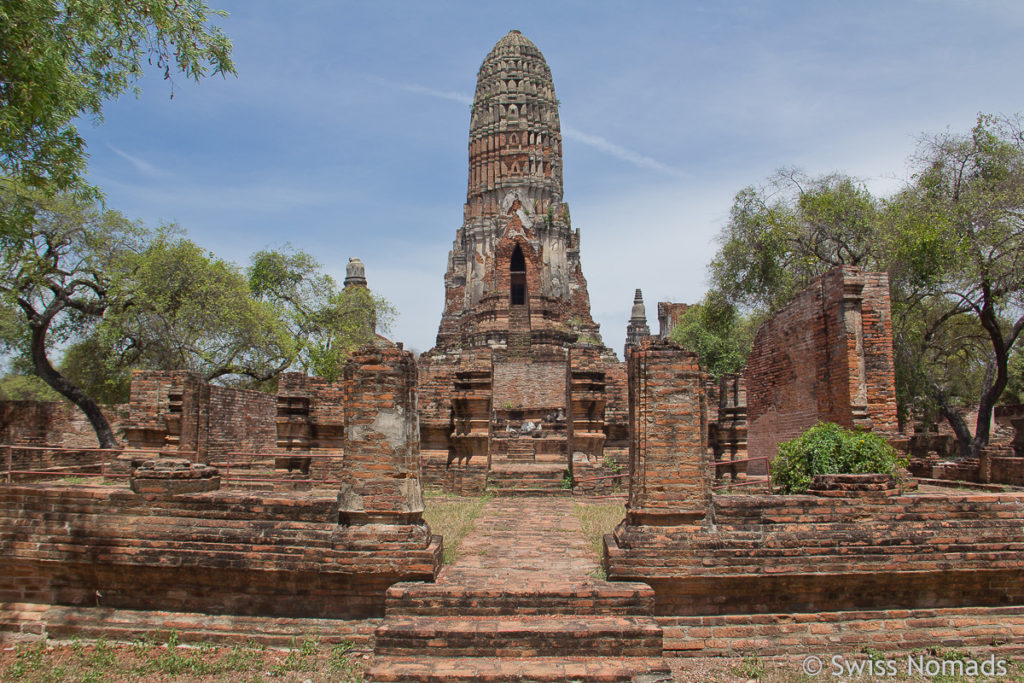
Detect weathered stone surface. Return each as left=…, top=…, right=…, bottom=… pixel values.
left=623, top=338, right=710, bottom=525
left=340, top=344, right=425, bottom=524
left=129, top=458, right=220, bottom=495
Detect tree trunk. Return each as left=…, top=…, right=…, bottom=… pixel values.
left=933, top=388, right=973, bottom=459
left=28, top=318, right=119, bottom=450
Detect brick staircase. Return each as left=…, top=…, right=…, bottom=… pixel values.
left=368, top=582, right=669, bottom=682
left=365, top=497, right=671, bottom=682
left=487, top=462, right=568, bottom=496
left=504, top=437, right=537, bottom=462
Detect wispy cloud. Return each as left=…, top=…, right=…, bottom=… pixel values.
left=370, top=77, right=687, bottom=178
left=365, top=75, right=473, bottom=105
left=108, top=145, right=170, bottom=178
left=562, top=126, right=689, bottom=179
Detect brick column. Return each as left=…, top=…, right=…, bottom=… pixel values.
left=624, top=338, right=710, bottom=525
left=338, top=343, right=425, bottom=525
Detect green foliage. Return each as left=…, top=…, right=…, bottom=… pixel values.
left=0, top=372, right=62, bottom=401
left=1005, top=348, right=1024, bottom=405
left=59, top=336, right=132, bottom=404
left=668, top=291, right=762, bottom=379
left=711, top=170, right=883, bottom=313
left=885, top=113, right=1024, bottom=452
left=248, top=247, right=394, bottom=381
left=101, top=231, right=289, bottom=384
left=709, top=115, right=1024, bottom=458
left=771, top=422, right=907, bottom=494
left=0, top=0, right=235, bottom=234
left=733, top=656, right=766, bottom=680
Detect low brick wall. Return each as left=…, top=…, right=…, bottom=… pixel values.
left=1, top=401, right=128, bottom=449
left=606, top=491, right=1024, bottom=617
left=0, top=484, right=441, bottom=620
left=660, top=606, right=1024, bottom=656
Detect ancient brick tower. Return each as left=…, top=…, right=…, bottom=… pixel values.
left=434, top=29, right=603, bottom=351
left=418, top=31, right=629, bottom=492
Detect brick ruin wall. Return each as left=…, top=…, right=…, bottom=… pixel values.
left=0, top=486, right=439, bottom=619
left=492, top=360, right=566, bottom=410
left=0, top=401, right=128, bottom=449
left=606, top=337, right=1024, bottom=655
left=745, top=267, right=898, bottom=473
left=0, top=342, right=442, bottom=631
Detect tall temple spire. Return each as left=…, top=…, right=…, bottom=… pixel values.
left=625, top=288, right=651, bottom=357
left=430, top=30, right=605, bottom=354
left=466, top=29, right=563, bottom=219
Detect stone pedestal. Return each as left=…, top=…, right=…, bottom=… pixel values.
left=338, top=344, right=425, bottom=525
left=622, top=339, right=710, bottom=527
left=129, top=458, right=220, bottom=495
left=808, top=473, right=899, bottom=499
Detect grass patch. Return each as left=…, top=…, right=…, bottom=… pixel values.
left=422, top=492, right=493, bottom=564
left=0, top=635, right=365, bottom=682
left=573, top=500, right=624, bottom=558
left=53, top=476, right=120, bottom=486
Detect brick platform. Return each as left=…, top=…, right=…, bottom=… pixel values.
left=367, top=498, right=671, bottom=682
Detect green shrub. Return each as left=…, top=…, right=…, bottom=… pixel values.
left=770, top=422, right=907, bottom=494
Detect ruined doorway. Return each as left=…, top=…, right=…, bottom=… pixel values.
left=510, top=244, right=526, bottom=305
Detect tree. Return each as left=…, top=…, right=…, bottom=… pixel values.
left=668, top=291, right=761, bottom=380
left=248, top=249, right=394, bottom=381
left=710, top=169, right=884, bottom=313
left=887, top=114, right=1024, bottom=458
left=709, top=115, right=1024, bottom=459
left=0, top=183, right=147, bottom=447
left=98, top=233, right=292, bottom=385
left=1, top=0, right=235, bottom=234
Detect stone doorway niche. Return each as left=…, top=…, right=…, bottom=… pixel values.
left=510, top=244, right=526, bottom=305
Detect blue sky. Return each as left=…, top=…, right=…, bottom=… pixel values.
left=84, top=1, right=1024, bottom=355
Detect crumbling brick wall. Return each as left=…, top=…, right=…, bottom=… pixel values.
left=0, top=401, right=127, bottom=449
left=123, top=370, right=275, bottom=460
left=492, top=360, right=566, bottom=410
left=745, top=266, right=898, bottom=472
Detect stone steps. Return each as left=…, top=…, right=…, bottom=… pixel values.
left=487, top=463, right=567, bottom=496
left=366, top=655, right=672, bottom=682
left=374, top=615, right=663, bottom=658
left=385, top=581, right=655, bottom=616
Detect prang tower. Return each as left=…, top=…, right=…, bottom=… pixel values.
left=418, top=31, right=628, bottom=489
left=433, top=29, right=604, bottom=351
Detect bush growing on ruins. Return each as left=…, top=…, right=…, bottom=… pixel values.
left=770, top=422, right=907, bottom=494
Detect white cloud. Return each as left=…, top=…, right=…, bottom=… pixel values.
left=562, top=126, right=690, bottom=179
left=108, top=145, right=170, bottom=178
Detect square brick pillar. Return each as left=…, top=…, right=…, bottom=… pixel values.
left=338, top=343, right=425, bottom=525
left=624, top=338, right=711, bottom=526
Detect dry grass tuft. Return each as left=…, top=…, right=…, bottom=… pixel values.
left=573, top=500, right=624, bottom=557
left=422, top=492, right=492, bottom=564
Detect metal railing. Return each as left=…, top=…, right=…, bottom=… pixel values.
left=2, top=445, right=196, bottom=484
left=712, top=455, right=770, bottom=491
left=1, top=445, right=342, bottom=488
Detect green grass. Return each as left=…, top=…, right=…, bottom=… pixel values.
left=0, top=634, right=365, bottom=682
left=422, top=492, right=493, bottom=564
